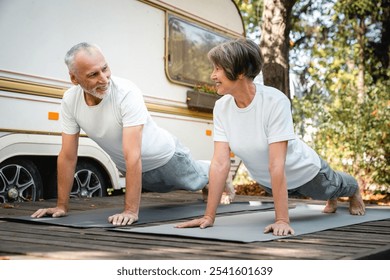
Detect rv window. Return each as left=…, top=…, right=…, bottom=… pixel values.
left=167, top=14, right=232, bottom=87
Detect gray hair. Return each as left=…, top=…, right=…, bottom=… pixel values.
left=208, top=38, right=263, bottom=81
left=64, top=42, right=101, bottom=72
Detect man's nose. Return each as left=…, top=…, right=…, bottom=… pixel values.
left=98, top=72, right=109, bottom=83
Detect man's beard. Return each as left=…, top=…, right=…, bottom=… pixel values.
left=83, top=81, right=110, bottom=100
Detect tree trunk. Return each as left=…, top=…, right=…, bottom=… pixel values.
left=356, top=17, right=366, bottom=103
left=260, top=0, right=296, bottom=99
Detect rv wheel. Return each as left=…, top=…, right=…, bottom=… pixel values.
left=46, top=159, right=108, bottom=199
left=70, top=159, right=108, bottom=198
left=0, top=159, right=43, bottom=203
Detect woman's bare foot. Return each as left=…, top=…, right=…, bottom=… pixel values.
left=323, top=199, right=338, bottom=213
left=349, top=188, right=365, bottom=215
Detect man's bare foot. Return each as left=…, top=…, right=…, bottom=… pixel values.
left=323, top=199, right=338, bottom=213
left=202, top=183, right=236, bottom=204
left=349, top=188, right=365, bottom=215
left=202, top=186, right=209, bottom=202
left=220, top=182, right=236, bottom=205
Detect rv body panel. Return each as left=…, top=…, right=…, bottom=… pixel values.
left=0, top=0, right=244, bottom=201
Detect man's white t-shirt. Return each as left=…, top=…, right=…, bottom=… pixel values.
left=61, top=76, right=175, bottom=173
left=213, top=83, right=321, bottom=189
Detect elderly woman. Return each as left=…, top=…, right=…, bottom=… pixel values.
left=177, top=38, right=365, bottom=236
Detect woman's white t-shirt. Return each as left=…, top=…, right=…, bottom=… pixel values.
left=61, top=76, right=175, bottom=173
left=213, top=83, right=320, bottom=189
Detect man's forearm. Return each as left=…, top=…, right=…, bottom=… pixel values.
left=124, top=160, right=142, bottom=215
left=56, top=154, right=77, bottom=211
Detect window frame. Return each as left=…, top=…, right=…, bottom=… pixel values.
left=165, top=13, right=237, bottom=88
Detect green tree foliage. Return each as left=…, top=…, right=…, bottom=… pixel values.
left=235, top=0, right=389, bottom=193
left=234, top=0, right=264, bottom=41
left=291, top=0, right=389, bottom=192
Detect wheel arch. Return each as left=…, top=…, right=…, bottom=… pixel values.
left=0, top=133, right=121, bottom=191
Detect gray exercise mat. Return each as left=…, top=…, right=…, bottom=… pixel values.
left=112, top=204, right=390, bottom=242
left=1, top=201, right=274, bottom=228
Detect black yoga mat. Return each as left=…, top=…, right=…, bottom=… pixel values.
left=1, top=201, right=274, bottom=228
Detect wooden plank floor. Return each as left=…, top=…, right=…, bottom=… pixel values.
left=0, top=191, right=389, bottom=260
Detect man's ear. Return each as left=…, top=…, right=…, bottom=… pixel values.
left=69, top=72, right=79, bottom=85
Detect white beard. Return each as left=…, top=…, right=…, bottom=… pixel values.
left=82, top=81, right=110, bottom=100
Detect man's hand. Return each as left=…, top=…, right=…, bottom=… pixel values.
left=108, top=211, right=138, bottom=226
left=175, top=215, right=214, bottom=229
left=264, top=221, right=295, bottom=236
left=31, top=207, right=67, bottom=218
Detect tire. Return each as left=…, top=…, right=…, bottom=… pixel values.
left=70, top=160, right=108, bottom=198
left=0, top=158, right=43, bottom=203
left=47, top=159, right=108, bottom=199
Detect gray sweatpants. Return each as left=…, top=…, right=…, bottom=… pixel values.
left=264, top=158, right=358, bottom=200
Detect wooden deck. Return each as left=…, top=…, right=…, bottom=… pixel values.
left=0, top=191, right=389, bottom=260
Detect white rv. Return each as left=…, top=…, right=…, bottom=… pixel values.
left=0, top=0, right=244, bottom=203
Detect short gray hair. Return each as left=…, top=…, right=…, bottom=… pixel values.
left=208, top=38, right=263, bottom=81
left=64, top=42, right=101, bottom=72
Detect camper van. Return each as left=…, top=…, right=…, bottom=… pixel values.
left=0, top=0, right=244, bottom=203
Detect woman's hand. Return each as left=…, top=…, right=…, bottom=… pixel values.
left=175, top=215, right=214, bottom=229
left=264, top=220, right=295, bottom=236
left=108, top=210, right=138, bottom=226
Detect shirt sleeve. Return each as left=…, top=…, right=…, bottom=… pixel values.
left=213, top=101, right=229, bottom=142
left=60, top=93, right=80, bottom=135
left=266, top=98, right=296, bottom=144
left=120, top=84, right=148, bottom=127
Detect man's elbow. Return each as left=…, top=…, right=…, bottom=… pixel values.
left=58, top=150, right=77, bottom=164
left=268, top=163, right=285, bottom=178
left=124, top=154, right=142, bottom=170
left=211, top=160, right=230, bottom=173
